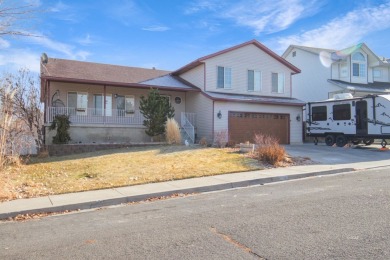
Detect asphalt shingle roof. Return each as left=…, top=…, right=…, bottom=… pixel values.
left=328, top=79, right=390, bottom=93
left=41, top=58, right=171, bottom=84
left=204, top=91, right=305, bottom=106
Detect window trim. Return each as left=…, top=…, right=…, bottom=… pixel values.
left=373, top=69, right=382, bottom=78
left=124, top=95, right=135, bottom=116
left=68, top=91, right=88, bottom=115
left=351, top=52, right=366, bottom=78
left=311, top=106, right=327, bottom=121
left=217, top=66, right=232, bottom=89
left=271, top=72, right=285, bottom=94
left=247, top=69, right=262, bottom=92
left=333, top=104, right=351, bottom=121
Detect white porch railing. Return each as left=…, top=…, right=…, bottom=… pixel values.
left=181, top=112, right=195, bottom=143
left=46, top=107, right=145, bottom=125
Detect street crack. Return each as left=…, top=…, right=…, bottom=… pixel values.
left=210, top=226, right=267, bottom=259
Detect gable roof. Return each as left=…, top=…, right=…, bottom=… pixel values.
left=41, top=58, right=171, bottom=84
left=283, top=43, right=389, bottom=66
left=282, top=45, right=336, bottom=58
left=172, top=39, right=301, bottom=75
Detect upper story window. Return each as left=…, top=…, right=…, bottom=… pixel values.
left=373, top=69, right=382, bottom=78
left=217, top=66, right=232, bottom=89
left=352, top=52, right=366, bottom=78
left=271, top=72, right=284, bottom=93
left=292, top=51, right=296, bottom=57
left=247, top=70, right=261, bottom=92
left=340, top=63, right=348, bottom=77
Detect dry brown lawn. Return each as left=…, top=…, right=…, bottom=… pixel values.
left=0, top=145, right=262, bottom=202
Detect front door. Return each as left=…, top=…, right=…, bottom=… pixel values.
left=356, top=101, right=368, bottom=135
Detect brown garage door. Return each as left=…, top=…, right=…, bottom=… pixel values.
left=228, top=112, right=290, bottom=144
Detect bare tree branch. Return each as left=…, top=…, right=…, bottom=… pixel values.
left=0, top=0, right=41, bottom=38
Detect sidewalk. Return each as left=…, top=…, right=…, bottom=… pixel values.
left=1, top=153, right=390, bottom=219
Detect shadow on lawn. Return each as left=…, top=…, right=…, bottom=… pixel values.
left=27, top=145, right=202, bottom=165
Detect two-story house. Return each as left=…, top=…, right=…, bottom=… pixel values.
left=282, top=43, right=390, bottom=102
left=41, top=40, right=304, bottom=145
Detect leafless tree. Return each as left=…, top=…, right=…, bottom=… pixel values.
left=0, top=69, right=43, bottom=166
left=0, top=0, right=40, bottom=37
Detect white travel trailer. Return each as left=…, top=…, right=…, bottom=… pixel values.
left=306, top=94, right=390, bottom=147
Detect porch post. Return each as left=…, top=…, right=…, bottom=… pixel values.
left=103, top=84, right=106, bottom=124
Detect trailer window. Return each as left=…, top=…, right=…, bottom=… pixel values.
left=312, top=106, right=327, bottom=121
left=333, top=104, right=351, bottom=120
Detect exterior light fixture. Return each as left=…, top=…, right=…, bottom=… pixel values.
left=296, top=114, right=301, bottom=122
left=217, top=110, right=222, bottom=119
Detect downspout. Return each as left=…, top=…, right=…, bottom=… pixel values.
left=47, top=80, right=51, bottom=123
left=212, top=100, right=215, bottom=143
left=203, top=64, right=206, bottom=91
left=372, top=95, right=376, bottom=124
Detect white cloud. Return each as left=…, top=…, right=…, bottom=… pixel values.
left=0, top=39, right=10, bottom=49
left=29, top=36, right=90, bottom=60
left=185, top=0, right=321, bottom=34
left=49, top=1, right=69, bottom=12
left=141, top=26, right=170, bottom=32
left=23, top=0, right=42, bottom=7
left=275, top=1, right=390, bottom=51
left=76, top=34, right=93, bottom=46
left=223, top=0, right=321, bottom=34
left=0, top=49, right=40, bottom=73
left=184, top=0, right=222, bottom=14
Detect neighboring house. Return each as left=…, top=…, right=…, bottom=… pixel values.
left=40, top=39, right=304, bottom=145
left=282, top=43, right=390, bottom=102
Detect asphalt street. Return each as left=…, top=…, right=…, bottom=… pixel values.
left=1, top=167, right=389, bottom=260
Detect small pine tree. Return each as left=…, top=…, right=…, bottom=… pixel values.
left=139, top=89, right=175, bottom=140
left=49, top=114, right=71, bottom=144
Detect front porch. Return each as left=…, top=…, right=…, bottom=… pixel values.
left=45, top=107, right=196, bottom=144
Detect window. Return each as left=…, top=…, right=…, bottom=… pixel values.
left=340, top=63, right=348, bottom=77
left=373, top=69, right=381, bottom=78
left=116, top=95, right=125, bottom=116
left=94, top=94, right=112, bottom=116
left=352, top=52, right=366, bottom=77
left=217, top=66, right=232, bottom=89
left=271, top=73, right=284, bottom=93
left=292, top=51, right=296, bottom=57
left=68, top=92, right=88, bottom=115
left=312, top=106, right=327, bottom=121
left=94, top=94, right=103, bottom=115
left=247, top=70, right=261, bottom=91
left=333, top=104, right=351, bottom=120
left=125, top=95, right=135, bottom=115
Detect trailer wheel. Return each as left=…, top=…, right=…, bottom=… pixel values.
left=381, top=139, right=387, bottom=148
left=325, top=135, right=335, bottom=146
left=363, top=138, right=374, bottom=146
left=352, top=139, right=361, bottom=145
left=336, top=135, right=347, bottom=147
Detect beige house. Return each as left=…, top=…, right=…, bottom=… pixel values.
left=41, top=39, right=304, bottom=145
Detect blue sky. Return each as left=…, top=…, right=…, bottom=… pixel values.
left=1, top=0, right=390, bottom=73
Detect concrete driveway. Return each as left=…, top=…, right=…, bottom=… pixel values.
left=284, top=142, right=390, bottom=166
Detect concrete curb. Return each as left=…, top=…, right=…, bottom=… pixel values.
left=0, top=167, right=356, bottom=220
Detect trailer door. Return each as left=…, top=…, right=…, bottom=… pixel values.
left=356, top=101, right=368, bottom=135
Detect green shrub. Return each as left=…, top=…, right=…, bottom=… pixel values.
left=49, top=114, right=71, bottom=144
